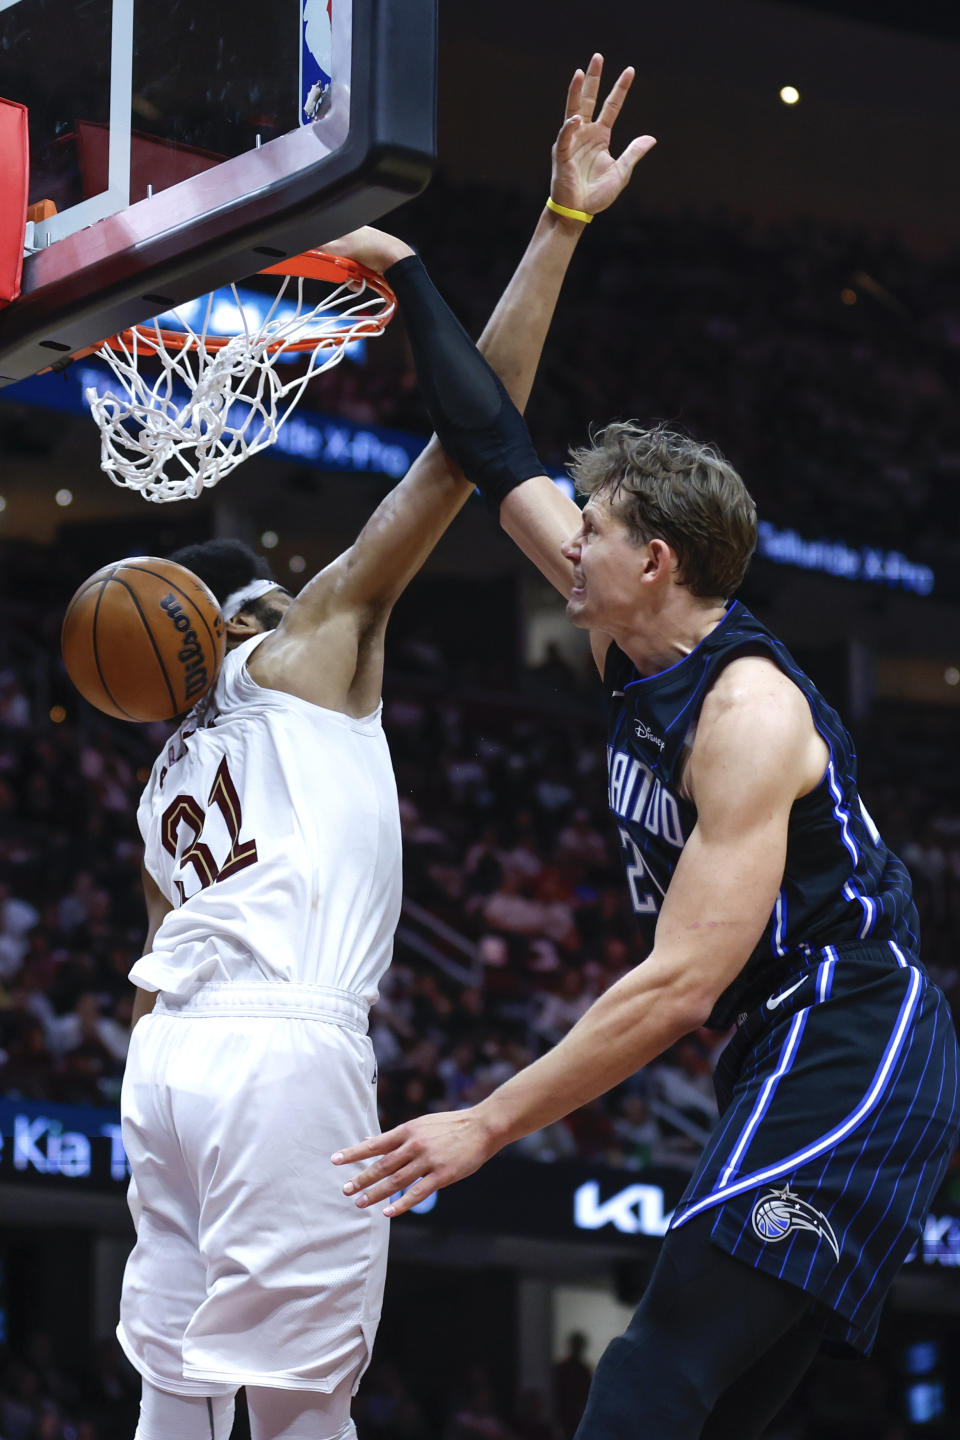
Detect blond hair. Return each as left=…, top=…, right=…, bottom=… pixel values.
left=570, top=422, right=757, bottom=599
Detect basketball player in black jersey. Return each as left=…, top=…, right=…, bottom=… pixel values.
left=334, top=93, right=960, bottom=1440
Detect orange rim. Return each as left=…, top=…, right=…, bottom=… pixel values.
left=96, top=249, right=395, bottom=357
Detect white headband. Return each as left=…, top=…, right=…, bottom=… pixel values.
left=222, top=578, right=282, bottom=621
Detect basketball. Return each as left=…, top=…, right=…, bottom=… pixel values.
left=61, top=558, right=226, bottom=722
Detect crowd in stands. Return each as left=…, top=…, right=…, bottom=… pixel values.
left=0, top=1335, right=139, bottom=1440
left=353, top=1343, right=919, bottom=1440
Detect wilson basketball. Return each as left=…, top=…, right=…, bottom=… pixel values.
left=61, top=558, right=226, bottom=722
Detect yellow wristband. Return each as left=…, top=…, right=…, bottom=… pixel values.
left=546, top=196, right=594, bottom=224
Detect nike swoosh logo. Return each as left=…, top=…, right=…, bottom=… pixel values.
left=765, top=977, right=807, bottom=1012
left=612, top=690, right=625, bottom=697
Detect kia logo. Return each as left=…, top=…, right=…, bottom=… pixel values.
left=574, top=1180, right=674, bottom=1236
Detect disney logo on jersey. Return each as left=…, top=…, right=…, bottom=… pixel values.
left=751, top=1184, right=840, bottom=1262
left=634, top=720, right=665, bottom=752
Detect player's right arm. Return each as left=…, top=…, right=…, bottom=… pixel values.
left=492, top=55, right=656, bottom=659
left=332, top=661, right=823, bottom=1214
left=131, top=866, right=172, bottom=1028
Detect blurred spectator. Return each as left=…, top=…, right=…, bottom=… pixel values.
left=612, top=1091, right=662, bottom=1170
left=0, top=880, right=39, bottom=980
left=0, top=670, right=30, bottom=729
left=445, top=1375, right=515, bottom=1440
left=531, top=968, right=595, bottom=1047
left=552, top=1333, right=593, bottom=1440
left=646, top=1038, right=718, bottom=1168
left=355, top=1362, right=428, bottom=1440
left=512, top=1388, right=555, bottom=1440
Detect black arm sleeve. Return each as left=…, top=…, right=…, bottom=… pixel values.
left=384, top=254, right=546, bottom=515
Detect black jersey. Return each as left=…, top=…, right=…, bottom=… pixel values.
left=604, top=601, right=919, bottom=1029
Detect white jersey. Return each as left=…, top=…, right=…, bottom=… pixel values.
left=132, top=633, right=402, bottom=1006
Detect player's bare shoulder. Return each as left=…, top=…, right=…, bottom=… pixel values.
left=246, top=555, right=381, bottom=715
left=686, top=655, right=828, bottom=803
left=705, top=654, right=807, bottom=720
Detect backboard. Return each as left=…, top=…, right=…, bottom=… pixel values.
left=0, top=0, right=437, bottom=386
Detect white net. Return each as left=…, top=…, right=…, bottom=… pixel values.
left=85, top=265, right=395, bottom=503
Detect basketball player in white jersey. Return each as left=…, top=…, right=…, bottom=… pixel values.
left=118, top=57, right=653, bottom=1440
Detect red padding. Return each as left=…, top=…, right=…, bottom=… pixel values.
left=0, top=98, right=29, bottom=307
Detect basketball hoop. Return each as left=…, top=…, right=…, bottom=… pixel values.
left=85, top=251, right=396, bottom=503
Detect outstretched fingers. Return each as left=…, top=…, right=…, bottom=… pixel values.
left=577, top=52, right=604, bottom=122
left=332, top=1126, right=432, bottom=1216
left=597, top=64, right=637, bottom=130
left=332, top=1142, right=439, bottom=1218
left=384, top=1176, right=437, bottom=1218
left=331, top=1129, right=406, bottom=1189
left=564, top=67, right=585, bottom=123
left=353, top=1159, right=427, bottom=1210
left=616, top=133, right=658, bottom=178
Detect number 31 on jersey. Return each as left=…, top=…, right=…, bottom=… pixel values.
left=161, top=757, right=259, bottom=904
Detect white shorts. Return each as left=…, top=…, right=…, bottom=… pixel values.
left=117, top=983, right=388, bottom=1396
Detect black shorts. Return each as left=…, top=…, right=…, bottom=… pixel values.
left=670, top=941, right=960, bottom=1353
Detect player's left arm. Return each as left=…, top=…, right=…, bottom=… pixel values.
left=333, top=659, right=827, bottom=1213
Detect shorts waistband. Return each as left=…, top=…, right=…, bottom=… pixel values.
left=794, top=938, right=920, bottom=970
left=727, top=939, right=924, bottom=1031
left=153, top=983, right=369, bottom=1034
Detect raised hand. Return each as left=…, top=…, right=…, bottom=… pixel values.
left=551, top=53, right=656, bottom=219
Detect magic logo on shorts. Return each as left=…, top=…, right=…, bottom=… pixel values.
left=751, top=1184, right=840, bottom=1262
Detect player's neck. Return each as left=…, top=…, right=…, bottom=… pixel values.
left=615, top=593, right=729, bottom=679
